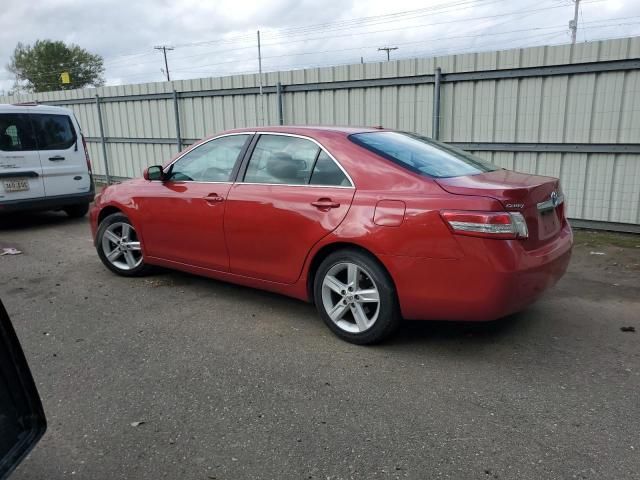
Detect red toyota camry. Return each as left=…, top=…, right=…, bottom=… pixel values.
left=90, top=126, right=572, bottom=344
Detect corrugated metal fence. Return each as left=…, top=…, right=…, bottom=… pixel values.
left=2, top=36, right=640, bottom=231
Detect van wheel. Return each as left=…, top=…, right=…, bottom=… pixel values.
left=313, top=249, right=400, bottom=345
left=96, top=213, right=151, bottom=276
left=64, top=203, right=89, bottom=218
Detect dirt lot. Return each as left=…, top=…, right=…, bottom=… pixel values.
left=0, top=212, right=638, bottom=480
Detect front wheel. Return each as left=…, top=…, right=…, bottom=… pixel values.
left=313, top=249, right=400, bottom=345
left=96, top=212, right=152, bottom=276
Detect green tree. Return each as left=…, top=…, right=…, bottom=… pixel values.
left=8, top=40, right=105, bottom=93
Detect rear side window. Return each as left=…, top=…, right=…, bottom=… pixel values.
left=310, top=151, right=350, bottom=186
left=31, top=114, right=77, bottom=150
left=350, top=131, right=498, bottom=178
left=0, top=114, right=37, bottom=151
left=244, top=135, right=319, bottom=185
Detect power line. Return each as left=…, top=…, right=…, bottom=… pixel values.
left=1, top=0, right=603, bottom=79
left=172, top=30, right=575, bottom=78
left=97, top=0, right=511, bottom=71
left=168, top=18, right=638, bottom=74
left=25, top=0, right=597, bottom=76
left=168, top=19, right=638, bottom=79
left=98, top=0, right=607, bottom=73
left=173, top=0, right=502, bottom=48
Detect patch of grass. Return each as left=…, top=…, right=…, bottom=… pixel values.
left=573, top=229, right=640, bottom=249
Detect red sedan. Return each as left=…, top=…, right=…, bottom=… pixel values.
left=90, top=127, right=572, bottom=344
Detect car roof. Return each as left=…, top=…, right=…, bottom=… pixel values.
left=0, top=103, right=74, bottom=115
left=224, top=125, right=387, bottom=136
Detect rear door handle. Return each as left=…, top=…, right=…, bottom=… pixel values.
left=204, top=193, right=224, bottom=203
left=311, top=198, right=340, bottom=209
left=48, top=156, right=65, bottom=161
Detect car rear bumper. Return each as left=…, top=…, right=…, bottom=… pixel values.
left=0, top=187, right=95, bottom=214
left=380, top=222, right=573, bottom=321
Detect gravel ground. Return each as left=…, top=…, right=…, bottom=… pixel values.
left=0, top=211, right=639, bottom=480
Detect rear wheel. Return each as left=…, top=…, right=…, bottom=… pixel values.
left=314, top=249, right=400, bottom=345
left=64, top=203, right=89, bottom=218
left=96, top=213, right=151, bottom=276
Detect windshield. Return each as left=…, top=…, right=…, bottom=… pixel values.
left=349, top=131, right=499, bottom=178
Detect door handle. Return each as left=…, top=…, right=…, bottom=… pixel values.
left=48, top=156, right=65, bottom=161
left=203, top=193, right=224, bottom=203
left=311, top=198, right=340, bottom=209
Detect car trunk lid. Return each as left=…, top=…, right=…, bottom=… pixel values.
left=436, top=169, right=565, bottom=249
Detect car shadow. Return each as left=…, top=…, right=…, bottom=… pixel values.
left=0, top=211, right=86, bottom=232
left=390, top=312, right=532, bottom=346
left=141, top=267, right=535, bottom=347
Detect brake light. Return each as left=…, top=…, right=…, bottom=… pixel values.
left=82, top=134, right=92, bottom=173
left=440, top=210, right=529, bottom=239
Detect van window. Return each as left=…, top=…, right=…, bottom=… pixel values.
left=32, top=114, right=77, bottom=150
left=0, top=114, right=37, bottom=151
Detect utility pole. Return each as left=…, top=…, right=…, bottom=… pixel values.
left=154, top=45, right=174, bottom=81
left=378, top=46, right=398, bottom=61
left=257, top=30, right=264, bottom=126
left=569, top=0, right=580, bottom=44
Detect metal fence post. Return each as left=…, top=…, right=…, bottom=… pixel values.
left=95, top=94, right=111, bottom=185
left=172, top=89, right=182, bottom=151
left=276, top=82, right=284, bottom=125
left=432, top=67, right=442, bottom=140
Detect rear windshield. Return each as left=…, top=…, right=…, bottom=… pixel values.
left=349, top=131, right=499, bottom=178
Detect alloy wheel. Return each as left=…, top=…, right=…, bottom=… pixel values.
left=321, top=262, right=381, bottom=333
left=101, top=222, right=143, bottom=271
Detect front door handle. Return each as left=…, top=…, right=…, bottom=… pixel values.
left=49, top=156, right=65, bottom=161
left=204, top=193, right=224, bottom=203
left=311, top=198, right=340, bottom=209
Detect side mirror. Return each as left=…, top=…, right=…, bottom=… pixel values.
left=144, top=165, right=164, bottom=181
left=0, top=299, right=46, bottom=479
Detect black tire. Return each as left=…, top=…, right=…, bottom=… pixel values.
left=64, top=203, right=89, bottom=218
left=313, top=248, right=400, bottom=345
left=96, top=212, right=152, bottom=277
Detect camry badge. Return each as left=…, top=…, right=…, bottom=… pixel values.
left=505, top=203, right=525, bottom=209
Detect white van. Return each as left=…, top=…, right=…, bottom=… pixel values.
left=0, top=103, right=94, bottom=217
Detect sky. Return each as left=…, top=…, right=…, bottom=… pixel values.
left=0, top=0, right=638, bottom=93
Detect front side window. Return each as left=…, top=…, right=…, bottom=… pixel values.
left=0, top=114, right=37, bottom=151
left=350, top=131, right=499, bottom=178
left=167, top=134, right=250, bottom=182
left=31, top=114, right=77, bottom=150
left=244, top=135, right=320, bottom=185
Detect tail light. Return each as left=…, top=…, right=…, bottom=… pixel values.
left=440, top=210, right=529, bottom=239
left=82, top=134, right=92, bottom=173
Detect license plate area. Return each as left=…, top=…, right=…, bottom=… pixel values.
left=2, top=177, right=30, bottom=192
left=538, top=208, right=561, bottom=239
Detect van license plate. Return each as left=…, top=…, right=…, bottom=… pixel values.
left=3, top=178, right=30, bottom=192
